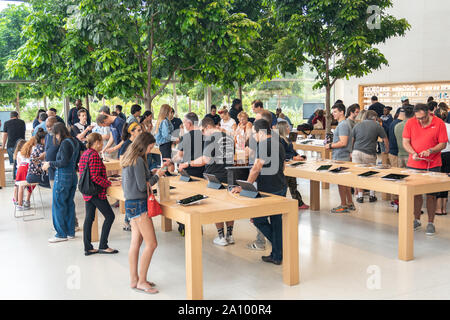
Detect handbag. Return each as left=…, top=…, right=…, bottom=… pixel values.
left=147, top=182, right=163, bottom=218
left=78, top=153, right=103, bottom=196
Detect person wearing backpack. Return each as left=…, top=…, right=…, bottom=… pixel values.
left=78, top=133, right=120, bottom=256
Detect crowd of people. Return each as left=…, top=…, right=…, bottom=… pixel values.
left=2, top=93, right=450, bottom=294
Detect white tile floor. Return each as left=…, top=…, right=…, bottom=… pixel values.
left=2, top=171, right=450, bottom=300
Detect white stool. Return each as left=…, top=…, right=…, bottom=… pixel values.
left=14, top=181, right=45, bottom=221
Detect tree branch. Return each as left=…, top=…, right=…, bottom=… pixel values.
left=150, top=67, right=178, bottom=101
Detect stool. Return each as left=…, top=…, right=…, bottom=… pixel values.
left=14, top=181, right=45, bottom=221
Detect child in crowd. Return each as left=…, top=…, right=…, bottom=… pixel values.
left=26, top=128, right=50, bottom=188
left=14, top=138, right=37, bottom=210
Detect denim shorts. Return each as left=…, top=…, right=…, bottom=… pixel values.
left=125, top=199, right=148, bottom=221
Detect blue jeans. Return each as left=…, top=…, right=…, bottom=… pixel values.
left=253, top=187, right=287, bottom=262
left=7, top=147, right=16, bottom=179
left=52, top=172, right=78, bottom=238
left=26, top=172, right=50, bottom=188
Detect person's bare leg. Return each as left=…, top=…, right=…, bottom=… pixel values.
left=338, top=185, right=347, bottom=206
left=17, top=186, right=24, bottom=206
left=13, top=186, right=18, bottom=203
left=414, top=195, right=423, bottom=220
left=443, top=197, right=448, bottom=214
left=129, top=218, right=143, bottom=288
left=136, top=215, right=158, bottom=293
left=436, top=198, right=443, bottom=214
left=26, top=189, right=31, bottom=202
left=345, top=187, right=353, bottom=206
left=426, top=195, right=437, bottom=223
left=215, top=222, right=225, bottom=230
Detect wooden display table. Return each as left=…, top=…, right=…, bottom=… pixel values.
left=293, top=139, right=332, bottom=189
left=0, top=148, right=7, bottom=188
left=106, top=176, right=299, bottom=300
left=284, top=160, right=450, bottom=262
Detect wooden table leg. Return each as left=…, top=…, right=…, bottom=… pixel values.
left=282, top=203, right=300, bottom=286
left=161, top=216, right=172, bottom=232
left=91, top=209, right=99, bottom=242
left=321, top=150, right=330, bottom=189
left=398, top=187, right=414, bottom=261
left=310, top=180, right=320, bottom=211
left=0, top=149, right=6, bottom=188
left=185, top=214, right=203, bottom=300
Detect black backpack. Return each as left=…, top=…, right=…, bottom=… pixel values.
left=78, top=153, right=103, bottom=196
left=297, top=123, right=314, bottom=135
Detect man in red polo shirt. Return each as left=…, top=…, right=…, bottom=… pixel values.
left=403, top=103, right=448, bottom=235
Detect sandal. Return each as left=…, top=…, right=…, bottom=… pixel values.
left=134, top=286, right=159, bottom=294
left=436, top=212, right=447, bottom=216
left=131, top=281, right=156, bottom=288
left=123, top=225, right=131, bottom=231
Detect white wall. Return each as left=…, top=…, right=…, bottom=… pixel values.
left=336, top=0, right=450, bottom=105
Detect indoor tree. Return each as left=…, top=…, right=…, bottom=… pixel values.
left=268, top=0, right=410, bottom=131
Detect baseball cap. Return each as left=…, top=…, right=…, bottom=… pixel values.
left=401, top=96, right=409, bottom=102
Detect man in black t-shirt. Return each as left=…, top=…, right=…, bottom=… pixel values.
left=174, top=112, right=204, bottom=178
left=179, top=116, right=235, bottom=246
left=368, top=96, right=385, bottom=118
left=2, top=111, right=26, bottom=167
left=205, top=105, right=221, bottom=126
left=232, top=119, right=287, bottom=265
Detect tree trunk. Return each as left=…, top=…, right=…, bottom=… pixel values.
left=15, top=84, right=20, bottom=113
left=238, top=85, right=242, bottom=101
left=85, top=95, right=90, bottom=111
left=188, top=97, right=192, bottom=113
left=325, top=86, right=332, bottom=133
left=43, top=96, right=47, bottom=110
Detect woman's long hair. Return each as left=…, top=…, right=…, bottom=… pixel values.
left=20, top=137, right=37, bottom=158
left=120, top=132, right=156, bottom=168
left=52, top=122, right=71, bottom=145
left=155, top=104, right=172, bottom=134
left=276, top=121, right=290, bottom=144
left=13, top=139, right=26, bottom=160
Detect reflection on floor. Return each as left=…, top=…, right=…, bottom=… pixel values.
left=2, top=173, right=450, bottom=300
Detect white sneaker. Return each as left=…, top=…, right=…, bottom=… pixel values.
left=67, top=236, right=75, bottom=240
left=48, top=237, right=68, bottom=243
left=23, top=200, right=30, bottom=208
left=226, top=235, right=235, bottom=245
left=213, top=236, right=228, bottom=246
left=16, top=205, right=25, bottom=211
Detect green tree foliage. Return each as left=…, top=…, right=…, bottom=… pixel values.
left=7, top=0, right=99, bottom=100
left=78, top=0, right=260, bottom=111
left=269, top=0, right=410, bottom=131
left=0, top=4, right=31, bottom=105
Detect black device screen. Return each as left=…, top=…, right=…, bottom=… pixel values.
left=329, top=167, right=349, bottom=173
left=317, top=165, right=332, bottom=171
left=382, top=174, right=409, bottom=180
left=177, top=194, right=207, bottom=205
left=358, top=171, right=379, bottom=177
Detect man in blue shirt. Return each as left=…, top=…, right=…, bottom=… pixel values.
left=96, top=113, right=125, bottom=158
left=252, top=100, right=277, bottom=128
left=33, top=112, right=48, bottom=136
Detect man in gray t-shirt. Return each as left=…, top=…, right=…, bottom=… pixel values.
left=351, top=110, right=389, bottom=204
left=325, top=104, right=354, bottom=213
left=352, top=112, right=388, bottom=156
left=332, top=120, right=352, bottom=161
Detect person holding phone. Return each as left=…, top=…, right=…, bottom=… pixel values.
left=232, top=119, right=287, bottom=265
left=179, top=116, right=235, bottom=246
left=78, top=133, right=120, bottom=256
left=325, top=103, right=355, bottom=213
left=121, top=132, right=170, bottom=294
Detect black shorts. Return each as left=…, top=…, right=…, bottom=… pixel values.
left=407, top=166, right=442, bottom=197
left=159, top=142, right=172, bottom=160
